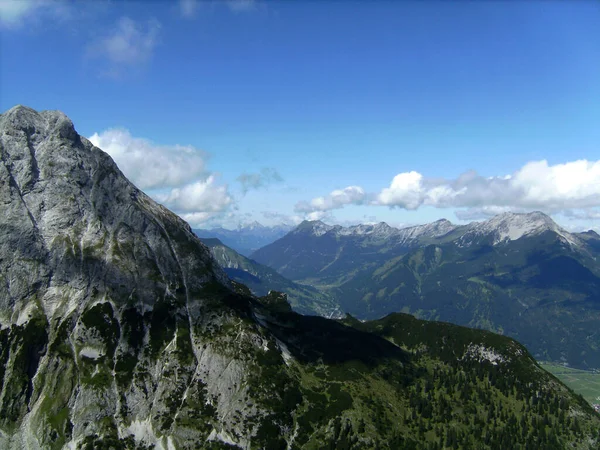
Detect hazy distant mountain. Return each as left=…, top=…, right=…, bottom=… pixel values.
left=5, top=106, right=600, bottom=448
left=194, top=221, right=293, bottom=256
left=252, top=213, right=600, bottom=369
left=199, top=237, right=341, bottom=317
left=250, top=218, right=458, bottom=286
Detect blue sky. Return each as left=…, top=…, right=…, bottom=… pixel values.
left=1, top=0, right=600, bottom=230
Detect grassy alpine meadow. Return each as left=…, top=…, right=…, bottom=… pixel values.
left=540, top=362, right=600, bottom=406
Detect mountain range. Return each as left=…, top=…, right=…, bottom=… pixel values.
left=2, top=105, right=599, bottom=448
left=193, top=223, right=293, bottom=256
left=251, top=214, right=600, bottom=369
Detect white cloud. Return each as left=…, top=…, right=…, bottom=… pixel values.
left=179, top=0, right=199, bottom=18
left=179, top=212, right=220, bottom=226
left=89, top=128, right=234, bottom=227
left=378, top=171, right=428, bottom=210
left=158, top=176, right=233, bottom=213
left=377, top=159, right=600, bottom=212
left=87, top=17, right=160, bottom=76
left=0, top=0, right=69, bottom=28
left=295, top=159, right=600, bottom=218
left=179, top=0, right=257, bottom=18
left=89, top=128, right=208, bottom=190
left=236, top=167, right=283, bottom=194
left=295, top=186, right=366, bottom=213
left=306, top=211, right=333, bottom=222
left=0, top=0, right=38, bottom=26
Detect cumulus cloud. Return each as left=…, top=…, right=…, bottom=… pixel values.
left=87, top=17, right=160, bottom=76
left=295, top=186, right=367, bottom=213
left=89, top=128, right=234, bottom=226
left=89, top=128, right=208, bottom=190
left=377, top=160, right=600, bottom=212
left=295, top=159, right=600, bottom=218
left=158, top=176, right=233, bottom=213
left=236, top=167, right=283, bottom=194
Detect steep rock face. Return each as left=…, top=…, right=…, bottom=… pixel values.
left=0, top=105, right=229, bottom=321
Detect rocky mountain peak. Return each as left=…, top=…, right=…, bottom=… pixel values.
left=336, top=221, right=396, bottom=237
left=0, top=105, right=230, bottom=323
left=1, top=105, right=78, bottom=143
left=579, top=229, right=600, bottom=238
left=238, top=220, right=265, bottom=230
left=427, top=218, right=456, bottom=234
left=394, top=218, right=457, bottom=243
left=459, top=211, right=579, bottom=247
left=294, top=220, right=334, bottom=236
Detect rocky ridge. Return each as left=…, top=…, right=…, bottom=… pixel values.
left=455, top=211, right=582, bottom=248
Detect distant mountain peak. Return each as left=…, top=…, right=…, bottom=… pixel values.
left=294, top=220, right=335, bottom=236
left=394, top=218, right=457, bottom=242
left=238, top=220, right=266, bottom=230
left=337, top=221, right=396, bottom=237
left=580, top=229, right=600, bottom=238
left=1, top=105, right=79, bottom=143
left=464, top=211, right=579, bottom=246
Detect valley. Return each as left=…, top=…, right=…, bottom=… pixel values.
left=540, top=362, right=600, bottom=407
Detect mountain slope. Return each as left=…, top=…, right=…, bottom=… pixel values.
left=252, top=214, right=600, bottom=369
left=335, top=218, right=600, bottom=369
left=1, top=105, right=599, bottom=449
left=199, top=237, right=341, bottom=317
left=250, top=219, right=456, bottom=286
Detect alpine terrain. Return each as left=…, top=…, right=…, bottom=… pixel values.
left=251, top=215, right=600, bottom=369
left=1, top=105, right=599, bottom=449
left=198, top=237, right=341, bottom=318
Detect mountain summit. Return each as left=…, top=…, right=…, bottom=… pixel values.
left=457, top=211, right=580, bottom=247
left=1, top=104, right=229, bottom=323
left=1, top=106, right=599, bottom=448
